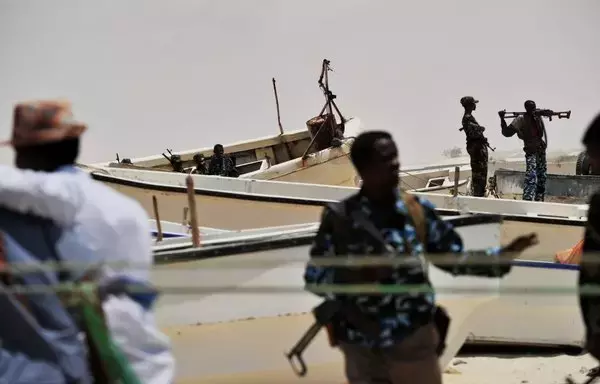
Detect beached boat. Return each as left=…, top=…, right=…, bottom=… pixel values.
left=154, top=214, right=501, bottom=381
left=92, top=168, right=585, bottom=264
left=493, top=168, right=599, bottom=204
left=107, top=116, right=361, bottom=184
left=152, top=214, right=581, bottom=382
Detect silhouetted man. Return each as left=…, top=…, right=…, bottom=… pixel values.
left=305, top=130, right=538, bottom=384
left=191, top=153, right=208, bottom=175
left=170, top=154, right=185, bottom=173
left=579, top=113, right=600, bottom=367
left=500, top=100, right=548, bottom=201
left=460, top=96, right=489, bottom=197
left=208, top=144, right=238, bottom=177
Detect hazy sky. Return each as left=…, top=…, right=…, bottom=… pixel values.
left=1, top=0, right=599, bottom=165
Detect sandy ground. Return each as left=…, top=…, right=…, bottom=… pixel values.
left=163, top=314, right=597, bottom=384
left=153, top=217, right=587, bottom=383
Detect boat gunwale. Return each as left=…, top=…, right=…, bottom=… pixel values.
left=153, top=214, right=579, bottom=272
left=92, top=172, right=587, bottom=227
left=154, top=214, right=503, bottom=263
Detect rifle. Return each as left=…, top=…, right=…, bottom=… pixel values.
left=285, top=299, right=381, bottom=377
left=499, top=109, right=571, bottom=122
left=564, top=366, right=600, bottom=384
left=161, top=149, right=183, bottom=172
left=457, top=128, right=496, bottom=151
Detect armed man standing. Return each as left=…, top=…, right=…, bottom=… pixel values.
left=459, top=96, right=490, bottom=197
left=304, top=130, right=538, bottom=384
left=499, top=100, right=551, bottom=201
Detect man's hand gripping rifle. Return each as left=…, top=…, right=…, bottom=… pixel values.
left=284, top=299, right=381, bottom=377
left=498, top=109, right=571, bottom=122
left=457, top=127, right=496, bottom=151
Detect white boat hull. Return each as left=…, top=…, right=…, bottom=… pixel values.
left=95, top=169, right=586, bottom=263
left=494, top=168, right=599, bottom=204
left=152, top=216, right=581, bottom=381
left=154, top=216, right=498, bottom=380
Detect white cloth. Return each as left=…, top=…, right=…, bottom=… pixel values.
left=0, top=165, right=175, bottom=384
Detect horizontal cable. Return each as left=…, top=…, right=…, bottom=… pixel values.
left=3, top=282, right=600, bottom=296
left=0, top=251, right=592, bottom=273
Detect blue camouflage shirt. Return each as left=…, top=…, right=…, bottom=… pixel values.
left=304, top=192, right=507, bottom=348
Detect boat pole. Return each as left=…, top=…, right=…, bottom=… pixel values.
left=453, top=166, right=460, bottom=197
left=272, top=78, right=284, bottom=135
left=152, top=195, right=163, bottom=242
left=186, top=175, right=201, bottom=247
left=272, top=77, right=294, bottom=160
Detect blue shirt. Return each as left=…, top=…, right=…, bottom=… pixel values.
left=304, top=192, right=506, bottom=348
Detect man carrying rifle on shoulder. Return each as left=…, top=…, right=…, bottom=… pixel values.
left=459, top=96, right=491, bottom=197
left=499, top=100, right=570, bottom=201
left=304, top=131, right=538, bottom=384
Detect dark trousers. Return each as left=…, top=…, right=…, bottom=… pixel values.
left=523, top=151, right=547, bottom=201
left=339, top=323, right=441, bottom=384
left=467, top=143, right=488, bottom=197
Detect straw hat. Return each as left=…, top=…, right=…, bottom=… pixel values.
left=1, top=99, right=87, bottom=148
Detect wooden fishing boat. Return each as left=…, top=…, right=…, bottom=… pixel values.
left=493, top=168, right=599, bottom=204
left=151, top=214, right=581, bottom=382
left=154, top=214, right=501, bottom=381
left=92, top=168, right=585, bottom=264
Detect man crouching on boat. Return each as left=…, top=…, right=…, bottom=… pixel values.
left=304, top=130, right=538, bottom=384
left=0, top=100, right=175, bottom=384
left=579, top=113, right=600, bottom=366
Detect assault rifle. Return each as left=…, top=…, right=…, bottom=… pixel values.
left=564, top=366, right=600, bottom=384
left=498, top=109, right=571, bottom=122
left=284, top=299, right=381, bottom=377
left=161, top=149, right=184, bottom=172
left=457, top=127, right=496, bottom=151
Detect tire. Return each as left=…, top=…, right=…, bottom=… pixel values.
left=576, top=151, right=591, bottom=175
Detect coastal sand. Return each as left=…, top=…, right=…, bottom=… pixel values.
left=163, top=296, right=496, bottom=384
left=164, top=314, right=598, bottom=384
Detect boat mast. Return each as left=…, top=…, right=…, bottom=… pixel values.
left=272, top=78, right=285, bottom=135
left=317, top=59, right=346, bottom=130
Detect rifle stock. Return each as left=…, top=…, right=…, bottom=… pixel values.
left=285, top=299, right=381, bottom=377
left=284, top=300, right=341, bottom=377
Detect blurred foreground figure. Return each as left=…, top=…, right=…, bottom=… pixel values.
left=0, top=100, right=175, bottom=383
left=0, top=229, right=92, bottom=383
left=304, top=130, right=537, bottom=384
left=579, top=113, right=600, bottom=363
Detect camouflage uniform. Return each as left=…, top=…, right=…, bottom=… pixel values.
left=208, top=155, right=237, bottom=177
left=461, top=113, right=489, bottom=197
left=502, top=115, right=547, bottom=201
left=192, top=153, right=208, bottom=175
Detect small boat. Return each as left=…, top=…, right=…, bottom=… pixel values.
left=493, top=168, right=599, bottom=204
left=154, top=214, right=502, bottom=381
left=90, top=59, right=372, bottom=190
left=152, top=214, right=581, bottom=382
left=93, top=168, right=586, bottom=265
